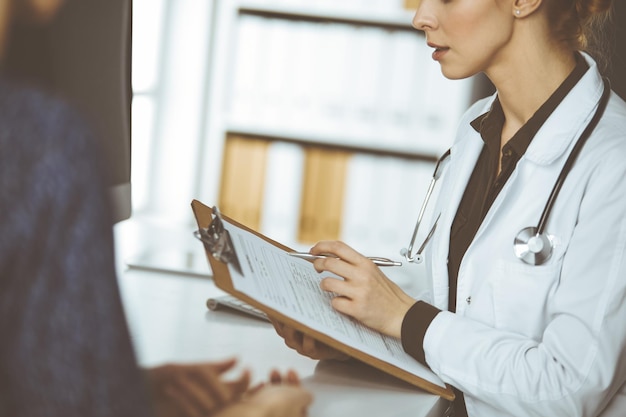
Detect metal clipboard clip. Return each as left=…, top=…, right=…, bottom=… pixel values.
left=194, top=206, right=243, bottom=276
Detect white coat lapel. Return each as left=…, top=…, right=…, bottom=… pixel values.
left=430, top=128, right=484, bottom=308
left=525, top=54, right=604, bottom=165
left=472, top=54, right=604, bottom=243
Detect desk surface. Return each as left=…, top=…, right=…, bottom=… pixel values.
left=115, top=219, right=447, bottom=417
left=118, top=268, right=446, bottom=417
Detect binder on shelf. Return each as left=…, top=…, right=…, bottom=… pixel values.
left=218, top=134, right=271, bottom=230
left=298, top=147, right=351, bottom=243
left=191, top=199, right=454, bottom=401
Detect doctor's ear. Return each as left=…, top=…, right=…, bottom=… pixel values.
left=512, top=0, right=543, bottom=18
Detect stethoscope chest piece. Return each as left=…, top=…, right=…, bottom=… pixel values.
left=403, top=79, right=609, bottom=267
left=512, top=78, right=611, bottom=267
left=514, top=227, right=554, bottom=265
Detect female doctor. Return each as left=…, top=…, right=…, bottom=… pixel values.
left=272, top=0, right=626, bottom=416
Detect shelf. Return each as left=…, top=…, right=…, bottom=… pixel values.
left=237, top=1, right=418, bottom=31
left=225, top=122, right=444, bottom=162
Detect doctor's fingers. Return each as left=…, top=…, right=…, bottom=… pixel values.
left=320, top=277, right=366, bottom=313
left=270, top=318, right=285, bottom=337
left=320, top=276, right=356, bottom=299
left=281, top=325, right=347, bottom=360
left=312, top=253, right=379, bottom=281
left=300, top=335, right=349, bottom=360
left=320, top=278, right=372, bottom=319
left=311, top=240, right=367, bottom=265
left=323, top=273, right=413, bottom=333
left=270, top=318, right=349, bottom=360
left=281, top=325, right=303, bottom=351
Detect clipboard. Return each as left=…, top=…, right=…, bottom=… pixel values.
left=191, top=199, right=454, bottom=401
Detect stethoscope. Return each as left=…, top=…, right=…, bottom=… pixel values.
left=401, top=78, right=611, bottom=266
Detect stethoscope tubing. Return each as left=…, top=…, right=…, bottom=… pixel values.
left=535, top=77, right=611, bottom=235
left=403, top=77, right=611, bottom=265
left=402, top=150, right=450, bottom=263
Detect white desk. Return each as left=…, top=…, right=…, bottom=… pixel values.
left=118, top=267, right=447, bottom=417
left=115, top=219, right=448, bottom=417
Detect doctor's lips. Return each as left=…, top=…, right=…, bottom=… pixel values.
left=428, top=42, right=449, bottom=61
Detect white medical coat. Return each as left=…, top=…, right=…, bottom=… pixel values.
left=421, top=54, right=626, bottom=416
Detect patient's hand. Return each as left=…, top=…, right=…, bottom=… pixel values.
left=146, top=358, right=250, bottom=417
left=215, top=368, right=312, bottom=417
left=146, top=359, right=313, bottom=417
left=215, top=383, right=312, bottom=417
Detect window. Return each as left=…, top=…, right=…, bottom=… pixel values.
left=131, top=0, right=215, bottom=223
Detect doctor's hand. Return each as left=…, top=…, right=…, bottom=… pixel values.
left=270, top=319, right=350, bottom=361
left=311, top=240, right=416, bottom=339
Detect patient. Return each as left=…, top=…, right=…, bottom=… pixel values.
left=0, top=1, right=312, bottom=416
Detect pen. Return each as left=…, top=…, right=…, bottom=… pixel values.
left=288, top=252, right=402, bottom=267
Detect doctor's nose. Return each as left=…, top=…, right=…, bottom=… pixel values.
left=412, top=0, right=438, bottom=32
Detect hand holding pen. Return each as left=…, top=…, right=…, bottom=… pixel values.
left=289, top=252, right=402, bottom=267
left=292, top=240, right=415, bottom=339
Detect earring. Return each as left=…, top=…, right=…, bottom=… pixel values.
left=515, top=9, right=521, bottom=16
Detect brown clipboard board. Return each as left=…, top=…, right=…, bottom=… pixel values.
left=191, top=199, right=455, bottom=401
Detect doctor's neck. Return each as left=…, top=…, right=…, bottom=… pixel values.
left=488, top=0, right=613, bottom=134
